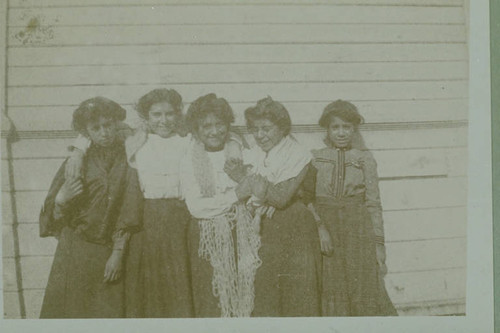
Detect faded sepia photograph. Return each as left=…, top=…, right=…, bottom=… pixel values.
left=1, top=0, right=471, bottom=321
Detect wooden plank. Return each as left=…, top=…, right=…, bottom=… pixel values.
left=9, top=135, right=467, bottom=162
left=11, top=138, right=75, bottom=159
left=386, top=267, right=466, bottom=305
left=15, top=252, right=467, bottom=314
left=8, top=0, right=465, bottom=8
left=8, top=61, right=469, bottom=87
left=11, top=147, right=457, bottom=191
left=17, top=267, right=466, bottom=308
left=293, top=126, right=468, bottom=151
left=2, top=257, right=18, bottom=292
left=12, top=256, right=456, bottom=307
left=8, top=44, right=469, bottom=66
left=386, top=237, right=466, bottom=273
left=384, top=206, right=467, bottom=242
left=8, top=6, right=465, bottom=26
left=9, top=127, right=468, bottom=161
left=23, top=289, right=44, bottom=319
left=15, top=224, right=466, bottom=273
left=6, top=81, right=468, bottom=107
left=379, top=177, right=467, bottom=211
left=446, top=146, right=468, bottom=176
left=8, top=24, right=466, bottom=47
left=20, top=256, right=53, bottom=290
left=15, top=191, right=46, bottom=224
left=1, top=160, right=11, bottom=192
left=374, top=149, right=448, bottom=178
left=13, top=158, right=64, bottom=191
left=1, top=160, right=10, bottom=191
left=2, top=190, right=14, bottom=225
left=2, top=291, right=22, bottom=319
left=1, top=138, right=8, bottom=159
left=289, top=99, right=469, bottom=125
left=13, top=176, right=467, bottom=225
left=18, top=223, right=57, bottom=256
left=7, top=99, right=469, bottom=132
left=2, top=224, right=16, bottom=257
left=397, top=299, right=465, bottom=316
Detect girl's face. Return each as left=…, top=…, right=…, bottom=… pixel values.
left=327, top=116, right=355, bottom=148
left=196, top=112, right=229, bottom=151
left=147, top=102, right=178, bottom=138
left=249, top=118, right=285, bottom=153
left=85, top=116, right=118, bottom=148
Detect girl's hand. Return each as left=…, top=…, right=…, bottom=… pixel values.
left=376, top=243, right=388, bottom=277
left=235, top=176, right=252, bottom=201
left=249, top=174, right=268, bottom=200
left=65, top=149, right=84, bottom=180
left=265, top=206, right=276, bottom=219
left=55, top=178, right=83, bottom=206
left=103, top=250, right=124, bottom=283
left=318, top=224, right=334, bottom=256
left=224, top=158, right=247, bottom=183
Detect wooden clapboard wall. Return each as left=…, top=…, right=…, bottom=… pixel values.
left=2, top=0, right=468, bottom=318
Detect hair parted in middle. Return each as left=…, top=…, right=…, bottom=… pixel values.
left=135, top=88, right=184, bottom=119
left=185, top=93, right=235, bottom=133
left=244, top=96, right=292, bottom=136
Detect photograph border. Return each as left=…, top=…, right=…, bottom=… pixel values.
left=0, top=0, right=495, bottom=331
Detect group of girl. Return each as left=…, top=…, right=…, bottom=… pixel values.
left=39, top=88, right=397, bottom=318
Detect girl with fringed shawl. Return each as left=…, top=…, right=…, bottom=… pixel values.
left=311, top=100, right=397, bottom=316
left=39, top=97, right=142, bottom=318
left=224, top=96, right=322, bottom=317
left=179, top=93, right=263, bottom=318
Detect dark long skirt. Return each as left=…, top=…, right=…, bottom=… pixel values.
left=40, top=226, right=124, bottom=318
left=316, top=195, right=397, bottom=316
left=252, top=201, right=322, bottom=317
left=128, top=198, right=194, bottom=318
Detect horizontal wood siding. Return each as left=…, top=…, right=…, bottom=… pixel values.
left=2, top=0, right=468, bottom=318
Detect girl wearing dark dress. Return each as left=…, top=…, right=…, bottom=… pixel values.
left=311, top=100, right=397, bottom=316
left=39, top=97, right=142, bottom=318
left=66, top=89, right=195, bottom=317
left=225, top=96, right=322, bottom=317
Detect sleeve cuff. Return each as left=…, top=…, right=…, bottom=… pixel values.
left=112, top=230, right=131, bottom=251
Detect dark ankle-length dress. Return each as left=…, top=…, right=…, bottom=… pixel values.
left=39, top=143, right=142, bottom=318
left=245, top=135, right=322, bottom=317
left=312, top=146, right=397, bottom=316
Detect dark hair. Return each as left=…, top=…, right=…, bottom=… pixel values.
left=318, top=100, right=364, bottom=128
left=185, top=93, right=235, bottom=133
left=135, top=88, right=183, bottom=119
left=244, top=96, right=291, bottom=136
left=72, top=97, right=126, bottom=135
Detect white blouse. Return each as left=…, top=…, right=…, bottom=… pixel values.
left=135, top=134, right=190, bottom=199
left=179, top=148, right=239, bottom=219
